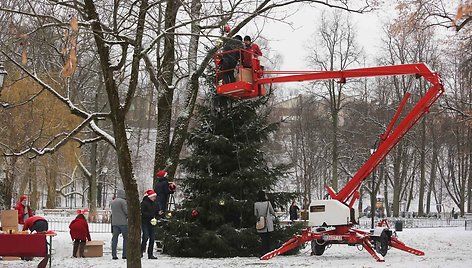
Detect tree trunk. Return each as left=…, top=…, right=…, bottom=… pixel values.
left=2, top=157, right=16, bottom=209
left=153, top=0, right=181, bottom=182
left=392, top=145, right=402, bottom=217
left=418, top=117, right=426, bottom=216
left=468, top=128, right=472, bottom=213
left=83, top=0, right=148, bottom=266
left=30, top=161, right=39, bottom=211
left=46, top=156, right=57, bottom=208
left=89, top=141, right=98, bottom=221
left=331, top=108, right=339, bottom=192
left=167, top=0, right=203, bottom=178
left=427, top=125, right=438, bottom=215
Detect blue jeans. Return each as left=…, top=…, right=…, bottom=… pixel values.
left=111, top=225, right=128, bottom=258
left=141, top=222, right=155, bottom=257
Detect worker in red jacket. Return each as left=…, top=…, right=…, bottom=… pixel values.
left=69, top=213, right=91, bottom=258
left=15, top=195, right=33, bottom=228
left=242, top=35, right=262, bottom=68
left=22, top=215, right=48, bottom=233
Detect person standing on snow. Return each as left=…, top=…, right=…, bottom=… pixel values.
left=111, top=189, right=128, bottom=260
left=254, top=190, right=276, bottom=257
left=289, top=200, right=300, bottom=222
left=15, top=195, right=33, bottom=230
left=141, top=190, right=158, bottom=259
left=242, top=35, right=262, bottom=68
left=69, top=212, right=91, bottom=258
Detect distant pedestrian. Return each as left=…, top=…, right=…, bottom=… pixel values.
left=141, top=190, right=158, bottom=259
left=15, top=195, right=33, bottom=230
left=254, top=190, right=276, bottom=257
left=242, top=35, right=262, bottom=68
left=111, top=189, right=128, bottom=260
left=69, top=213, right=91, bottom=258
left=220, top=35, right=244, bottom=84
left=154, top=170, right=172, bottom=216
left=289, top=200, right=300, bottom=222
left=22, top=215, right=48, bottom=233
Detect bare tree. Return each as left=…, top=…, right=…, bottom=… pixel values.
left=0, top=1, right=372, bottom=266
left=306, top=10, right=362, bottom=192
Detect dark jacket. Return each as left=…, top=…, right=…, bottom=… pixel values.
left=154, top=177, right=170, bottom=212
left=69, top=215, right=91, bottom=241
left=141, top=196, right=156, bottom=224
left=221, top=38, right=244, bottom=70
left=111, top=189, right=128, bottom=226
left=289, top=204, right=299, bottom=221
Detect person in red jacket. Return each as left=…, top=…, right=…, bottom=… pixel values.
left=15, top=195, right=33, bottom=228
left=22, top=215, right=48, bottom=233
left=242, top=35, right=262, bottom=68
left=69, top=213, right=91, bottom=258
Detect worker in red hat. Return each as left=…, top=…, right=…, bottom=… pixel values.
left=23, top=215, right=48, bottom=233
left=140, top=190, right=158, bottom=259
left=15, top=195, right=33, bottom=230
left=153, top=170, right=171, bottom=217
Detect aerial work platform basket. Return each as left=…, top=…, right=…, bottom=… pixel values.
left=214, top=48, right=265, bottom=98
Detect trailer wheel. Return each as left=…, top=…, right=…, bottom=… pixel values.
left=375, top=229, right=390, bottom=256
left=311, top=227, right=327, bottom=256
left=311, top=240, right=326, bottom=256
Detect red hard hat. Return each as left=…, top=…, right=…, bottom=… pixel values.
left=223, top=25, right=230, bottom=33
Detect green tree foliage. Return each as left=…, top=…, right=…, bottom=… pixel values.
left=157, top=93, right=300, bottom=257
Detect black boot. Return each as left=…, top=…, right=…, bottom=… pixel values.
left=72, top=240, right=79, bottom=258
left=78, top=241, right=86, bottom=258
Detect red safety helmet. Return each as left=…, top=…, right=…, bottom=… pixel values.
left=223, top=25, right=230, bottom=33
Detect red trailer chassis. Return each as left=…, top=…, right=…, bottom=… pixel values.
left=215, top=51, right=444, bottom=261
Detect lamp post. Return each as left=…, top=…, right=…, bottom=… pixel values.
left=0, top=61, right=7, bottom=90
left=100, top=166, right=108, bottom=208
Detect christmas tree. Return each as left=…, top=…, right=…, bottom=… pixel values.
left=157, top=92, right=302, bottom=257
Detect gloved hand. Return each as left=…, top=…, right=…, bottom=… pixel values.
left=150, top=218, right=157, bottom=226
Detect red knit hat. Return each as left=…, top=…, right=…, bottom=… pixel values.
left=156, top=170, right=168, bottom=178
left=144, top=190, right=157, bottom=198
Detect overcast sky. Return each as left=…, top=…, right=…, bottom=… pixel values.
left=253, top=4, right=391, bottom=71
left=237, top=2, right=398, bottom=97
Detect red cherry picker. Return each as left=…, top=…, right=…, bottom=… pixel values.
left=215, top=49, right=444, bottom=261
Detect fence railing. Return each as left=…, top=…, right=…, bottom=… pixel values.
left=47, top=218, right=112, bottom=233
left=43, top=213, right=470, bottom=233
left=357, top=217, right=466, bottom=229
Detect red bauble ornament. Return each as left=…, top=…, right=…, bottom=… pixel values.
left=191, top=209, right=199, bottom=218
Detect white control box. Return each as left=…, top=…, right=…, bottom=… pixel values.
left=308, top=200, right=359, bottom=227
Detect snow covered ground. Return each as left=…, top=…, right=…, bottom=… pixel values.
left=1, top=227, right=471, bottom=268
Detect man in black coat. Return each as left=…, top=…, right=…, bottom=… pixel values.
left=220, top=35, right=244, bottom=84
left=154, top=170, right=172, bottom=216
left=141, top=190, right=158, bottom=259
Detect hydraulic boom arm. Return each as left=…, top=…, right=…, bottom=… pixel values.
left=256, top=63, right=443, bottom=205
